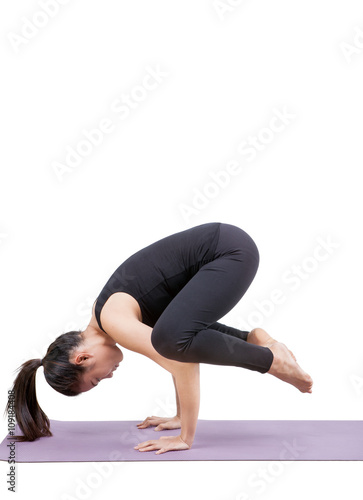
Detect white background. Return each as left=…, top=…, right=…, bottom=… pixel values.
left=1, top=0, right=362, bottom=499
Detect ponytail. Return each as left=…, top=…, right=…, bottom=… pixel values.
left=5, top=359, right=50, bottom=442
left=4, top=330, right=86, bottom=442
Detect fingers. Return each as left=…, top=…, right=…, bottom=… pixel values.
left=134, top=440, right=159, bottom=452
left=134, top=435, right=189, bottom=454
left=136, top=422, right=149, bottom=428
left=136, top=416, right=173, bottom=429
left=136, top=416, right=158, bottom=428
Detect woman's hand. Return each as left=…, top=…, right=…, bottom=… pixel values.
left=136, top=415, right=181, bottom=431
left=134, top=435, right=190, bottom=455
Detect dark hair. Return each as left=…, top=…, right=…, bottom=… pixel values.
left=4, top=330, right=87, bottom=442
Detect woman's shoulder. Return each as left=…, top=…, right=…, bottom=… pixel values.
left=90, top=292, right=142, bottom=330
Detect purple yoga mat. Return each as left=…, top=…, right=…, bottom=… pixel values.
left=0, top=419, right=362, bottom=462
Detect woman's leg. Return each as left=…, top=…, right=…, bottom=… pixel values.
left=151, top=224, right=274, bottom=374
left=208, top=322, right=249, bottom=341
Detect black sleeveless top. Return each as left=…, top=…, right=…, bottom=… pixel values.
left=94, top=222, right=221, bottom=332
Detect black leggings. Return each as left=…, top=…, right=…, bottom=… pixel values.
left=151, top=223, right=274, bottom=373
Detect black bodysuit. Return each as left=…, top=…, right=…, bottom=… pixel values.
left=95, top=222, right=221, bottom=330
left=94, top=222, right=273, bottom=373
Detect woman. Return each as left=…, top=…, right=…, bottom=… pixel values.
left=6, top=222, right=313, bottom=455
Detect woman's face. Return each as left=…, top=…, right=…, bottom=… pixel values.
left=76, top=343, right=124, bottom=393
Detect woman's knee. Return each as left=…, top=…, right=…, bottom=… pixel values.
left=151, top=324, right=167, bottom=355
left=235, top=228, right=260, bottom=276
left=151, top=323, right=192, bottom=361
left=217, top=224, right=260, bottom=264
left=151, top=323, right=179, bottom=359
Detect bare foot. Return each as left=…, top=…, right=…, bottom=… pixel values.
left=247, top=328, right=312, bottom=393
left=267, top=341, right=313, bottom=393
left=247, top=328, right=296, bottom=361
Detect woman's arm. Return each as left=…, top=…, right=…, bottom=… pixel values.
left=101, top=306, right=185, bottom=373
left=102, top=311, right=200, bottom=451
left=172, top=362, right=200, bottom=447
left=172, top=374, right=181, bottom=417
left=134, top=364, right=200, bottom=452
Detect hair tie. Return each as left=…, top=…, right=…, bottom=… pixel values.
left=39, top=359, right=43, bottom=366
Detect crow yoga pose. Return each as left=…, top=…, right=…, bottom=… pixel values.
left=7, top=222, right=313, bottom=454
